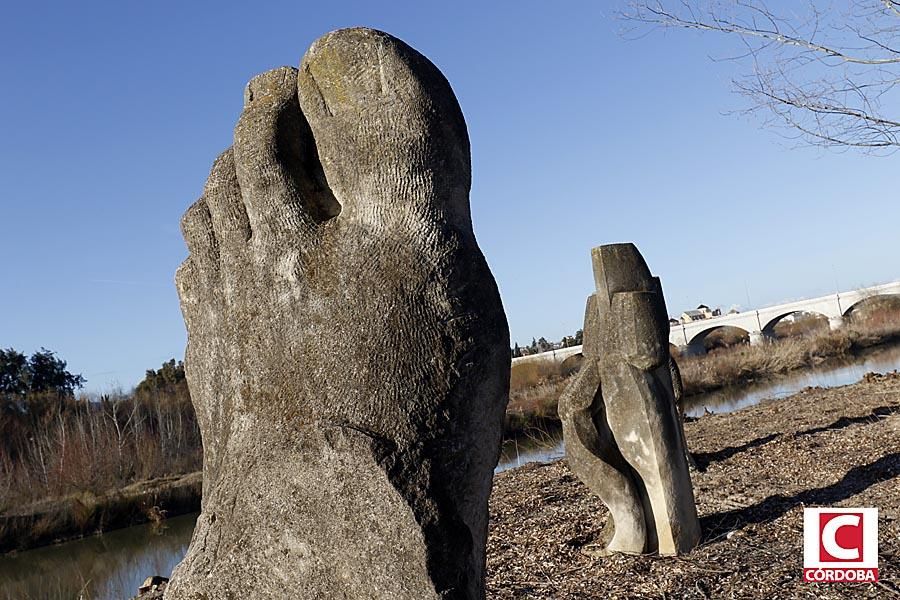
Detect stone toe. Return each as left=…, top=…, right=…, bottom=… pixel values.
left=298, top=28, right=471, bottom=229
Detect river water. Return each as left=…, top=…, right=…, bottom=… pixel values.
left=0, top=513, right=194, bottom=600
left=3, top=343, right=899, bottom=599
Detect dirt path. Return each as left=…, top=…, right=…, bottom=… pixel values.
left=486, top=373, right=900, bottom=599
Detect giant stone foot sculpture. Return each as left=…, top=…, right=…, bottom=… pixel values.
left=559, top=243, right=700, bottom=556
left=169, top=28, right=509, bottom=600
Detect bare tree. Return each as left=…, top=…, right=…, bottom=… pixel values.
left=622, top=1, right=900, bottom=151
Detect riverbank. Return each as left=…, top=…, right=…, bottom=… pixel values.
left=506, top=323, right=900, bottom=435
left=677, top=325, right=900, bottom=397
left=487, top=372, right=900, bottom=598
left=2, top=323, right=894, bottom=557
left=0, top=472, right=200, bottom=554
left=7, top=372, right=899, bottom=598
left=5, top=337, right=898, bottom=555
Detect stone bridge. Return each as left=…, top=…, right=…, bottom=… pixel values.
left=512, top=281, right=900, bottom=364
left=512, top=344, right=583, bottom=366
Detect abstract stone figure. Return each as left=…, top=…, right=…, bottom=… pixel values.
left=168, top=28, right=509, bottom=600
left=559, top=243, right=700, bottom=556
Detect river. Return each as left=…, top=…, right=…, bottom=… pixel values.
left=3, top=343, right=899, bottom=599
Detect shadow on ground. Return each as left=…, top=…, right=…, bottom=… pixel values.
left=692, top=404, right=900, bottom=472
left=700, top=452, right=900, bottom=543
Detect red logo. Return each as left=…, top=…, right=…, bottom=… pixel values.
left=803, top=508, right=878, bottom=583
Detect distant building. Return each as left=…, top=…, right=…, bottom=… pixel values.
left=696, top=304, right=722, bottom=318
left=680, top=310, right=706, bottom=324
left=680, top=304, right=722, bottom=324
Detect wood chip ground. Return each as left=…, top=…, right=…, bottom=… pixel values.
left=486, top=372, right=900, bottom=599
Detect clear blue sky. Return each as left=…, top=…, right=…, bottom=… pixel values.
left=1, top=1, right=897, bottom=393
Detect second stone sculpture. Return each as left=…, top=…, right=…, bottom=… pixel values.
left=559, top=243, right=700, bottom=556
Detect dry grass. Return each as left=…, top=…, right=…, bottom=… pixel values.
left=510, top=360, right=564, bottom=391
left=0, top=388, right=200, bottom=515
left=507, top=362, right=572, bottom=436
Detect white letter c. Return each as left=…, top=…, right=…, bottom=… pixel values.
left=822, top=514, right=860, bottom=560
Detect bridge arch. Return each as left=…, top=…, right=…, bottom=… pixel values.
left=686, top=325, right=751, bottom=353
left=842, top=293, right=900, bottom=318
left=560, top=353, right=584, bottom=377
left=761, top=310, right=830, bottom=337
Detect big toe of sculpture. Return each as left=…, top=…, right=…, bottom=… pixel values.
left=169, top=28, right=509, bottom=600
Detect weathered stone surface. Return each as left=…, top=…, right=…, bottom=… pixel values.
left=668, top=356, right=698, bottom=470
left=137, top=576, right=168, bottom=597
left=168, top=28, right=509, bottom=599
left=559, top=243, right=700, bottom=556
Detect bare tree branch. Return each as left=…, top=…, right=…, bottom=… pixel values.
left=621, top=1, right=900, bottom=151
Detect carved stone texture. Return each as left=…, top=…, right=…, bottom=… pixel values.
left=167, top=28, right=509, bottom=600
left=559, top=243, right=700, bottom=556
